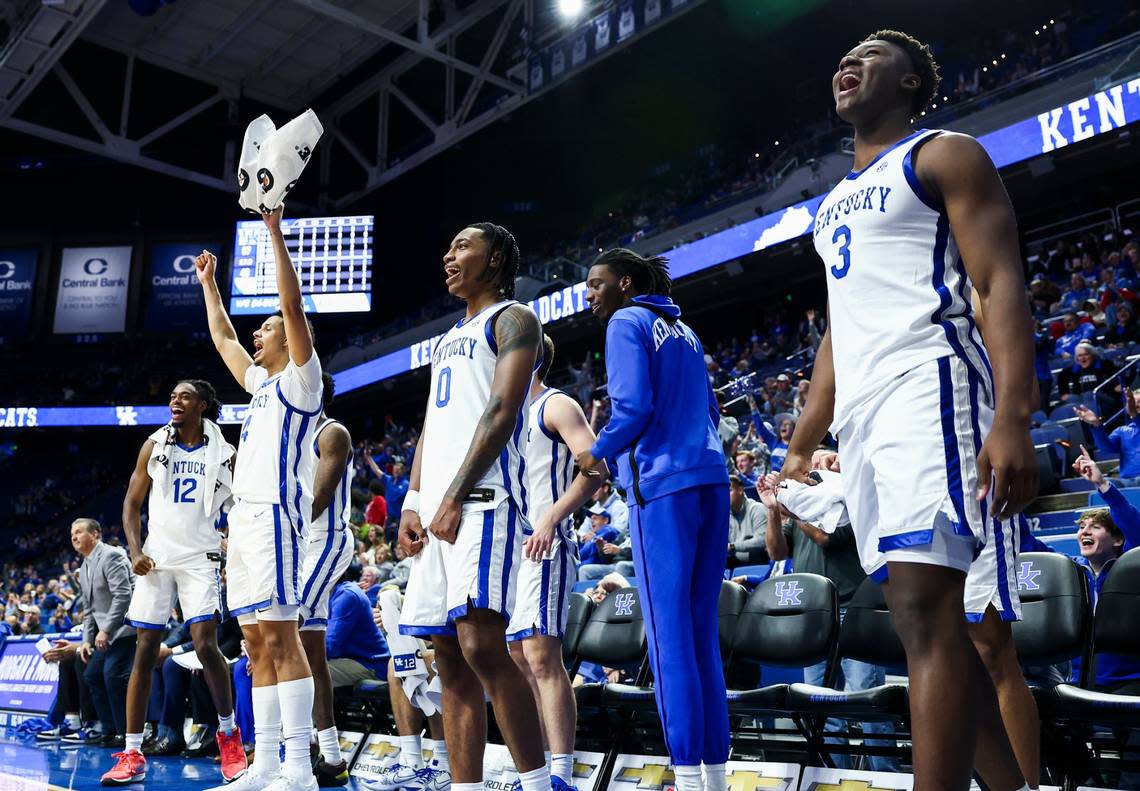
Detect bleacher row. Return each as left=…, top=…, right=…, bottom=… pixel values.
left=329, top=550, right=1140, bottom=787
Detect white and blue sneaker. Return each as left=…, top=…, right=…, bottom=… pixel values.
left=360, top=763, right=421, bottom=791
left=60, top=726, right=100, bottom=745
left=410, top=763, right=451, bottom=791
left=551, top=777, right=577, bottom=791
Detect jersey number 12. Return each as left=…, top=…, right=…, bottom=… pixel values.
left=173, top=478, right=198, bottom=503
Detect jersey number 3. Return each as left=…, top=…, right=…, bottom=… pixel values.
left=830, top=225, right=852, bottom=279
left=173, top=478, right=197, bottom=503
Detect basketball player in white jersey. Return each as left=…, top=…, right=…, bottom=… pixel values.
left=506, top=334, right=605, bottom=786
left=101, top=379, right=247, bottom=787
left=300, top=372, right=356, bottom=786
left=196, top=205, right=323, bottom=791
left=783, top=30, right=1038, bottom=791
left=398, top=223, right=563, bottom=791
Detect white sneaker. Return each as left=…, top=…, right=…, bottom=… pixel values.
left=204, top=769, right=278, bottom=791
left=359, top=764, right=422, bottom=791
left=410, top=764, right=452, bottom=791
left=261, top=772, right=318, bottom=791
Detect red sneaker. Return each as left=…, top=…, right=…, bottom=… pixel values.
left=217, top=727, right=249, bottom=782
left=101, top=751, right=147, bottom=786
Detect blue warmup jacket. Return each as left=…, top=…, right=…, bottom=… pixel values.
left=1091, top=417, right=1140, bottom=479
left=1020, top=485, right=1140, bottom=687
left=327, top=581, right=390, bottom=678
left=750, top=411, right=788, bottom=473
left=591, top=295, right=729, bottom=505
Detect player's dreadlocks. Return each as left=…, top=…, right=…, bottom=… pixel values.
left=592, top=248, right=672, bottom=297
left=863, top=29, right=941, bottom=116
left=177, top=379, right=220, bottom=421
left=468, top=222, right=520, bottom=299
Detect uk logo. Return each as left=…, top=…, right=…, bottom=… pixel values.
left=115, top=406, right=139, bottom=426
left=613, top=592, right=635, bottom=617
left=1017, top=561, right=1042, bottom=592
left=774, top=580, right=803, bottom=607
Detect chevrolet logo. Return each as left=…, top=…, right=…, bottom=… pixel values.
left=573, top=761, right=596, bottom=779
left=616, top=763, right=674, bottom=789
left=366, top=740, right=401, bottom=759
left=807, top=781, right=904, bottom=791
left=726, top=770, right=791, bottom=791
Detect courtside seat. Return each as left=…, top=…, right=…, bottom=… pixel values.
left=351, top=678, right=390, bottom=699
left=727, top=573, right=839, bottom=717
left=785, top=576, right=908, bottom=721
left=572, top=587, right=646, bottom=708
left=1010, top=552, right=1092, bottom=679
left=562, top=592, right=594, bottom=666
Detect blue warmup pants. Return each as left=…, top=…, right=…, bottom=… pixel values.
left=629, top=483, right=730, bottom=766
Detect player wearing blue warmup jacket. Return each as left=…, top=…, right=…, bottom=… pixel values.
left=578, top=248, right=730, bottom=791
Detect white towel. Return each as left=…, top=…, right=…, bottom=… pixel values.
left=253, top=109, right=323, bottom=213
left=238, top=114, right=276, bottom=214
left=775, top=469, right=848, bottom=534
left=378, top=586, right=441, bottom=717
left=146, top=419, right=235, bottom=519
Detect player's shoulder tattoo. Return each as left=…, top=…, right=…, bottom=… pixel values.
left=495, top=303, right=541, bottom=356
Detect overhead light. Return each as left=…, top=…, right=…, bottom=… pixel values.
left=558, top=0, right=584, bottom=17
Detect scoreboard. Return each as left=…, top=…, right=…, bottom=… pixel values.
left=230, top=215, right=373, bottom=314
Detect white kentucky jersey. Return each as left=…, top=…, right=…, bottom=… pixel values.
left=233, top=355, right=323, bottom=535
left=419, top=300, right=537, bottom=526
left=812, top=128, right=993, bottom=433
left=311, top=418, right=353, bottom=532
left=145, top=442, right=224, bottom=567
left=525, top=388, right=576, bottom=542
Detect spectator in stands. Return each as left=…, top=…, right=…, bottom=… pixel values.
left=747, top=394, right=792, bottom=473
left=358, top=566, right=385, bottom=607
left=1054, top=312, right=1096, bottom=359
left=389, top=546, right=413, bottom=588
left=1029, top=276, right=1062, bottom=317
left=364, top=480, right=388, bottom=528
left=373, top=543, right=396, bottom=583
left=581, top=479, right=628, bottom=538
left=1077, top=388, right=1140, bottom=487
left=1060, top=273, right=1094, bottom=311
left=579, top=505, right=619, bottom=566
left=758, top=462, right=898, bottom=773
left=326, top=567, right=390, bottom=691
left=1106, top=303, right=1140, bottom=347
left=381, top=460, right=410, bottom=517
left=727, top=476, right=768, bottom=566
left=50, top=604, right=73, bottom=632
left=793, top=380, right=810, bottom=417
left=734, top=451, right=759, bottom=491
left=1022, top=447, right=1140, bottom=694
left=21, top=606, right=44, bottom=635
left=73, top=517, right=136, bottom=747
left=358, top=524, right=385, bottom=565
left=770, top=374, right=796, bottom=413
left=1058, top=342, right=1120, bottom=415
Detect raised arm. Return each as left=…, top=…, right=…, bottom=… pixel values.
left=430, top=305, right=540, bottom=544
left=525, top=393, right=607, bottom=561
left=920, top=132, right=1037, bottom=518
left=782, top=325, right=836, bottom=482
left=123, top=440, right=156, bottom=576
left=195, top=250, right=254, bottom=386
left=312, top=422, right=352, bottom=521
left=262, top=207, right=315, bottom=367
left=746, top=394, right=778, bottom=445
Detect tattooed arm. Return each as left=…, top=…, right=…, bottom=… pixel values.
left=427, top=304, right=541, bottom=543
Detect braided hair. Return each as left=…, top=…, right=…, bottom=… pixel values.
left=467, top=222, right=520, bottom=299
left=591, top=248, right=672, bottom=297
left=176, top=379, right=220, bottom=421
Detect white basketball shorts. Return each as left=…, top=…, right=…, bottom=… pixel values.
left=506, top=525, right=579, bottom=642
left=226, top=498, right=307, bottom=618
left=126, top=562, right=221, bottom=628
left=299, top=520, right=355, bottom=630
left=837, top=355, right=1021, bottom=622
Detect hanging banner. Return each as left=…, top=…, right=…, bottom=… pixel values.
left=572, top=30, right=589, bottom=67
left=145, top=242, right=218, bottom=332
left=53, top=245, right=132, bottom=334
left=594, top=11, right=612, bottom=52
left=645, top=0, right=662, bottom=24
left=618, top=1, right=636, bottom=41
left=529, top=55, right=545, bottom=92
left=551, top=45, right=567, bottom=80
left=0, top=248, right=37, bottom=338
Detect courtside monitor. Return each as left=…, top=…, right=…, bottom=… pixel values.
left=229, top=215, right=374, bottom=314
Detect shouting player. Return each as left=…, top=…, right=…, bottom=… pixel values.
left=507, top=334, right=605, bottom=785
left=398, top=223, right=565, bottom=791
left=784, top=30, right=1037, bottom=791
left=100, top=380, right=246, bottom=786
left=301, top=372, right=357, bottom=786
left=580, top=249, right=730, bottom=791
left=197, top=206, right=324, bottom=791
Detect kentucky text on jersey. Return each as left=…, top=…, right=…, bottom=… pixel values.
left=812, top=186, right=892, bottom=237
left=652, top=318, right=699, bottom=353
left=170, top=459, right=207, bottom=476
left=431, top=337, right=478, bottom=366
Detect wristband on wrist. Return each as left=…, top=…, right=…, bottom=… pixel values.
left=403, top=490, right=421, bottom=515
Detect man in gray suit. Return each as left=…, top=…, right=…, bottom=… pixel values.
left=73, top=517, right=136, bottom=748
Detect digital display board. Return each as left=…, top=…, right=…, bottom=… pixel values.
left=230, top=215, right=373, bottom=315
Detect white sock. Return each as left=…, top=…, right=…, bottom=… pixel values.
left=125, top=733, right=144, bottom=754
left=217, top=712, right=235, bottom=735
left=65, top=714, right=81, bottom=729
left=400, top=734, right=424, bottom=769
left=673, top=765, right=703, bottom=791
left=551, top=754, right=574, bottom=784
left=429, top=738, right=449, bottom=772
left=544, top=750, right=552, bottom=766
left=452, top=784, right=483, bottom=791
left=703, top=763, right=726, bottom=791
left=317, top=726, right=342, bottom=764
left=251, top=685, right=282, bottom=777
left=277, top=677, right=316, bottom=780
left=518, top=764, right=552, bottom=791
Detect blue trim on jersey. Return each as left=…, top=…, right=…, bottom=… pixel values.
left=511, top=408, right=530, bottom=516
left=965, top=368, right=989, bottom=541
left=455, top=300, right=506, bottom=329
left=952, top=255, right=995, bottom=386
left=273, top=504, right=286, bottom=604
left=305, top=526, right=349, bottom=615
left=937, top=356, right=970, bottom=533
left=176, top=442, right=205, bottom=452
left=278, top=410, right=292, bottom=532
left=184, top=612, right=218, bottom=626
left=557, top=540, right=571, bottom=635
left=275, top=379, right=322, bottom=417
left=536, top=390, right=563, bottom=443
left=539, top=557, right=551, bottom=633
left=930, top=214, right=989, bottom=395
left=399, top=623, right=458, bottom=637
left=869, top=565, right=890, bottom=584
left=485, top=312, right=498, bottom=354
left=230, top=599, right=273, bottom=617
left=845, top=128, right=926, bottom=181
left=501, top=501, right=518, bottom=622
left=878, top=529, right=935, bottom=552
left=124, top=618, right=166, bottom=630
left=301, top=508, right=337, bottom=606
left=477, top=509, right=495, bottom=606
left=901, top=134, right=943, bottom=211
left=301, top=618, right=328, bottom=627
left=505, top=624, right=565, bottom=643
left=549, top=441, right=561, bottom=522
